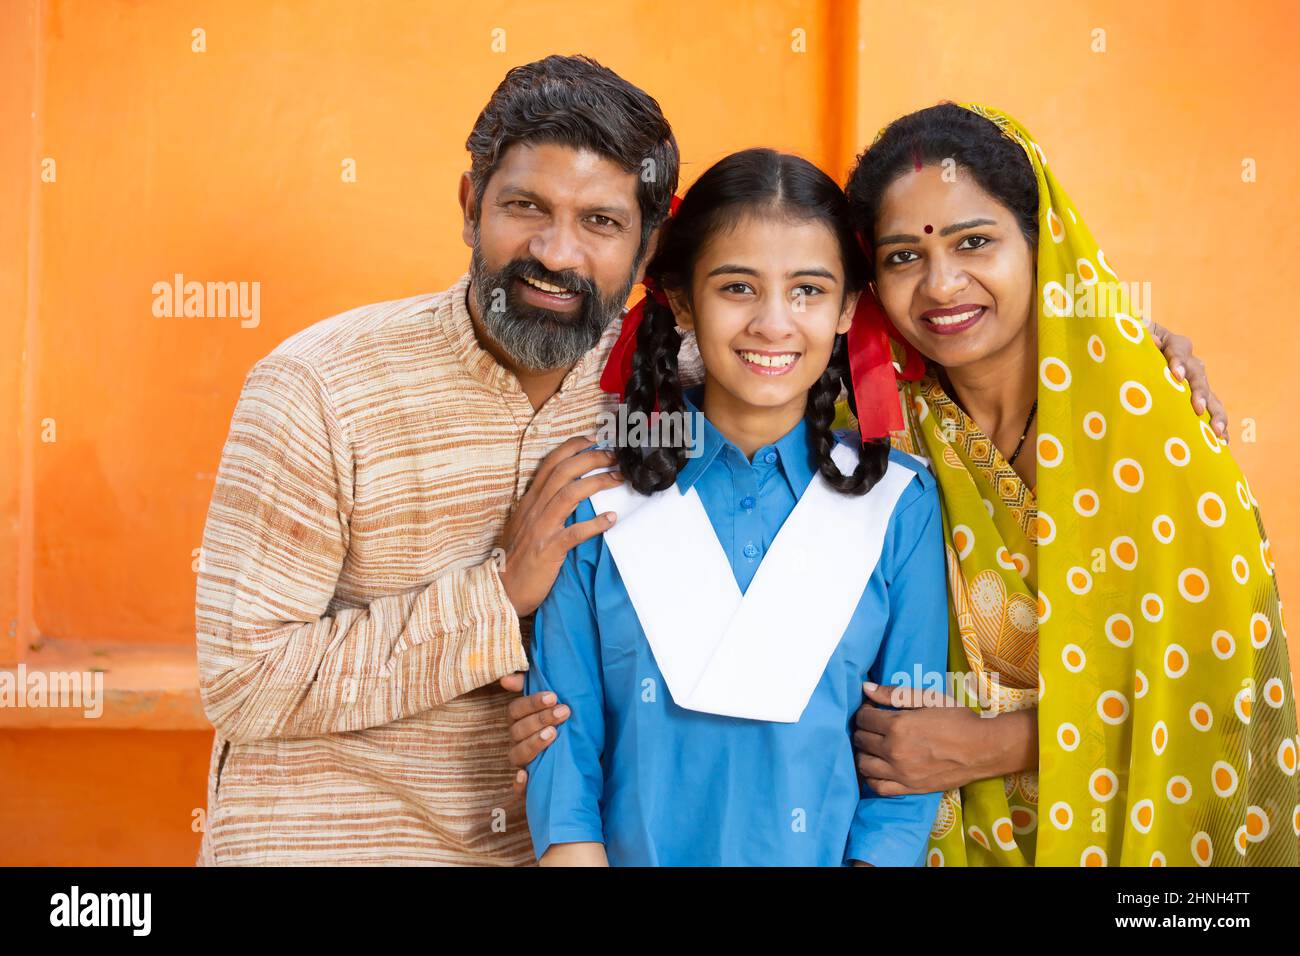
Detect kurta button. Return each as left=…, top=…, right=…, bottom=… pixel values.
left=740, top=496, right=756, bottom=511
left=743, top=543, right=759, bottom=559
left=763, top=451, right=777, bottom=465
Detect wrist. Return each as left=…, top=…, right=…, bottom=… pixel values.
left=982, top=708, right=1036, bottom=778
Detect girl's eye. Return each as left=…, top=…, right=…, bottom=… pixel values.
left=884, top=250, right=918, bottom=266
left=957, top=235, right=990, bottom=250
left=792, top=284, right=824, bottom=298
left=721, top=282, right=754, bottom=295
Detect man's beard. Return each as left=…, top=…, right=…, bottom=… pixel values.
left=468, top=237, right=635, bottom=372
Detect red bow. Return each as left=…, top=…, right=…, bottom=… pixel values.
left=846, top=231, right=925, bottom=439
left=599, top=195, right=682, bottom=401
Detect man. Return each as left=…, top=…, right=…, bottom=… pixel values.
left=195, top=54, right=692, bottom=864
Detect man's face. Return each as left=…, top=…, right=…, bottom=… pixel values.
left=462, top=142, right=645, bottom=371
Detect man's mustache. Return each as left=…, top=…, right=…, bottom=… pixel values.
left=504, top=259, right=596, bottom=297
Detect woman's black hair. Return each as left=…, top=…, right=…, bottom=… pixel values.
left=844, top=103, right=1039, bottom=275
left=617, top=147, right=888, bottom=497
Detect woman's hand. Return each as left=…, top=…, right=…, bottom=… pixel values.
left=1148, top=319, right=1229, bottom=442
left=498, top=673, right=570, bottom=799
left=852, top=682, right=1037, bottom=795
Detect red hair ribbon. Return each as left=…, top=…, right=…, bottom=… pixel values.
left=847, top=232, right=925, bottom=440
left=599, top=195, right=682, bottom=401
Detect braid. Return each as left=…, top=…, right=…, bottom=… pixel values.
left=805, top=335, right=890, bottom=495
left=616, top=299, right=690, bottom=494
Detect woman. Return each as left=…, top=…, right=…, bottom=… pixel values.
left=524, top=148, right=946, bottom=866
left=843, top=103, right=1298, bottom=866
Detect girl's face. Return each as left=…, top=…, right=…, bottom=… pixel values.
left=669, top=213, right=857, bottom=421
left=872, top=164, right=1035, bottom=371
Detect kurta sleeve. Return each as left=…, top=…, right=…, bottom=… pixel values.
left=524, top=500, right=608, bottom=858
left=196, top=355, right=527, bottom=743
left=844, top=471, right=947, bottom=866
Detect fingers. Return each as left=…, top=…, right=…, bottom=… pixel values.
left=531, top=434, right=603, bottom=492
left=1159, top=330, right=1191, bottom=376
left=853, top=700, right=895, bottom=734
left=506, top=689, right=556, bottom=724
left=535, top=447, right=620, bottom=512
left=538, top=469, right=625, bottom=538
left=507, top=724, right=562, bottom=770
left=863, top=777, right=916, bottom=798
left=855, top=752, right=898, bottom=783
left=561, top=509, right=619, bottom=551
left=512, top=769, right=528, bottom=801
left=863, top=681, right=924, bottom=709
left=508, top=699, right=571, bottom=745
left=1158, top=335, right=1230, bottom=440
left=499, top=672, right=525, bottom=694
left=851, top=728, right=888, bottom=757
left=1206, top=391, right=1230, bottom=443
left=1145, top=318, right=1168, bottom=349
left=515, top=437, right=609, bottom=527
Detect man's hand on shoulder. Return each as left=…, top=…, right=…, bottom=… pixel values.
left=496, top=434, right=624, bottom=617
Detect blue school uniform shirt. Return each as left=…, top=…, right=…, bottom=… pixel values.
left=525, top=389, right=947, bottom=866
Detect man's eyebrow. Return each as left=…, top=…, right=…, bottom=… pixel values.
left=495, top=186, right=633, bottom=219
left=703, top=265, right=840, bottom=280
left=876, top=217, right=999, bottom=246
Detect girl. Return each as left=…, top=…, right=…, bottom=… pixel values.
left=845, top=104, right=1299, bottom=866
left=524, top=148, right=947, bottom=866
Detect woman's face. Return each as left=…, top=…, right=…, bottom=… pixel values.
left=669, top=213, right=857, bottom=419
left=872, top=164, right=1035, bottom=371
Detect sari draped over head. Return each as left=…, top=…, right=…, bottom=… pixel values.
left=850, top=104, right=1299, bottom=866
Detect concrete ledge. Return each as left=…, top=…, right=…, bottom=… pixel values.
left=0, top=638, right=208, bottom=730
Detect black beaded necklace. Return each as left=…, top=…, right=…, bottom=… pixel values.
left=1005, top=398, right=1039, bottom=467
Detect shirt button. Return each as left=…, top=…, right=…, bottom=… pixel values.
left=763, top=451, right=777, bottom=465
left=743, top=543, right=759, bottom=559
left=740, top=496, right=756, bottom=511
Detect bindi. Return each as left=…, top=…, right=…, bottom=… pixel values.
left=923, top=224, right=933, bottom=234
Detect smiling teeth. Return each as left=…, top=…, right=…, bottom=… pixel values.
left=739, top=351, right=797, bottom=368
left=927, top=308, right=982, bottom=326
left=523, top=276, right=575, bottom=295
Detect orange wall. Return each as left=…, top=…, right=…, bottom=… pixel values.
left=2, top=0, right=1297, bottom=865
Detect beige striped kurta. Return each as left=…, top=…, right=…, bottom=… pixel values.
left=195, top=272, right=700, bottom=865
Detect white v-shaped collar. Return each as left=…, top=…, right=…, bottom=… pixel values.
left=589, top=443, right=916, bottom=722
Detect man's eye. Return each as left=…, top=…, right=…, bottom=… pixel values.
left=957, top=235, right=990, bottom=250
left=510, top=201, right=540, bottom=212
left=588, top=215, right=618, bottom=228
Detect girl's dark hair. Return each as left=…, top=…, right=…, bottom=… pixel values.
left=844, top=103, right=1039, bottom=273
left=618, top=147, right=888, bottom=497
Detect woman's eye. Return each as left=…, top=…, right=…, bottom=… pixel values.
left=957, top=235, right=990, bottom=250
left=792, top=284, right=824, bottom=298
left=721, top=282, right=753, bottom=295
left=884, top=250, right=918, bottom=265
